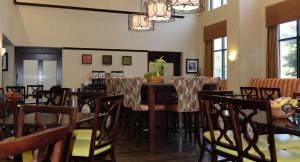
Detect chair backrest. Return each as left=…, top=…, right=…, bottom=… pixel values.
left=0, top=126, right=69, bottom=162
left=293, top=91, right=300, bottom=99
left=230, top=98, right=276, bottom=162
left=6, top=86, right=26, bottom=103
left=240, top=87, right=259, bottom=100
left=17, top=105, right=78, bottom=162
left=26, top=85, right=44, bottom=97
left=201, top=94, right=241, bottom=161
left=37, top=88, right=69, bottom=106
left=89, top=95, right=123, bottom=160
left=202, top=83, right=219, bottom=91
left=0, top=102, right=18, bottom=140
left=171, top=77, right=205, bottom=112
left=67, top=92, right=101, bottom=112
left=127, top=78, right=143, bottom=111
left=259, top=87, right=281, bottom=100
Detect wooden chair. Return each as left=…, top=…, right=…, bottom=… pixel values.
left=230, top=98, right=300, bottom=162
left=71, top=94, right=123, bottom=162
left=0, top=126, right=69, bottom=162
left=6, top=86, right=26, bottom=103
left=17, top=105, right=78, bottom=162
left=293, top=91, right=300, bottom=99
left=199, top=94, right=240, bottom=161
left=259, top=87, right=281, bottom=100
left=67, top=92, right=101, bottom=113
left=240, top=86, right=259, bottom=100
left=0, top=102, right=19, bottom=140
left=37, top=88, right=69, bottom=106
left=26, top=85, right=43, bottom=97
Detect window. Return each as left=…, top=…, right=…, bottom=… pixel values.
left=279, top=21, right=299, bottom=78
left=213, top=37, right=227, bottom=79
left=209, top=0, right=227, bottom=10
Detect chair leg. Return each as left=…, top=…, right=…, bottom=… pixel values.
left=198, top=139, right=206, bottom=162
left=161, top=111, right=166, bottom=148
left=110, top=152, right=116, bottom=162
left=178, top=112, right=183, bottom=152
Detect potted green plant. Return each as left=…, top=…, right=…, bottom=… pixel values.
left=144, top=57, right=167, bottom=83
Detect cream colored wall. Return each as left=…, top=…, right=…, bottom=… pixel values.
left=13, top=3, right=201, bottom=77
left=0, top=0, right=15, bottom=86
left=62, top=50, right=148, bottom=88
left=199, top=0, right=286, bottom=91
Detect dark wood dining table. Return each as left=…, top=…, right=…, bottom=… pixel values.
left=0, top=112, right=94, bottom=127
left=142, top=83, right=176, bottom=152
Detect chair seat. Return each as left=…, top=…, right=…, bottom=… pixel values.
left=137, top=104, right=165, bottom=111
left=74, top=129, right=101, bottom=140
left=243, top=149, right=300, bottom=162
left=72, top=139, right=111, bottom=157
left=204, top=131, right=300, bottom=152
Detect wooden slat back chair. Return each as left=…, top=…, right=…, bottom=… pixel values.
left=71, top=94, right=123, bottom=162
left=37, top=88, right=69, bottom=106
left=0, top=126, right=69, bottom=162
left=240, top=87, right=259, bottom=100
left=6, top=86, right=26, bottom=103
left=259, top=87, right=281, bottom=100
left=0, top=102, right=18, bottom=140
left=199, top=94, right=240, bottom=162
left=17, top=105, right=78, bottom=162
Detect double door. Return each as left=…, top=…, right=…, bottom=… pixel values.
left=15, top=47, right=62, bottom=90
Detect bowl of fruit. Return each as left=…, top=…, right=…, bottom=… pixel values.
left=271, top=97, right=299, bottom=118
left=5, top=90, right=22, bottom=102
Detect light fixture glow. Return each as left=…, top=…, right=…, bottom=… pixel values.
left=228, top=50, right=238, bottom=61
left=145, top=0, right=175, bottom=23
left=171, top=0, right=205, bottom=13
left=0, top=48, right=6, bottom=56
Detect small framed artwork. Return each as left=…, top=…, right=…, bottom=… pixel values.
left=102, top=55, right=112, bottom=65
left=122, top=56, right=132, bottom=65
left=82, top=54, right=92, bottom=64
left=2, top=53, right=8, bottom=71
left=186, top=59, right=198, bottom=74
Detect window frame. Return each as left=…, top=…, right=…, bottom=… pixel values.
left=209, top=0, right=227, bottom=11
left=278, top=20, right=300, bottom=78
left=213, top=37, right=227, bottom=79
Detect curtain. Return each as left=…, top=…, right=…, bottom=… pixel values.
left=204, top=41, right=213, bottom=77
left=266, top=26, right=278, bottom=78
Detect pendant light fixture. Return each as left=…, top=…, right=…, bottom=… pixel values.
left=171, top=0, right=205, bottom=13
left=128, top=0, right=154, bottom=32
left=145, top=0, right=175, bottom=23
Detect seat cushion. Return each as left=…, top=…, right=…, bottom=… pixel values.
left=74, top=129, right=101, bottom=140
left=138, top=104, right=165, bottom=111
left=204, top=131, right=300, bottom=161
left=243, top=149, right=300, bottom=162
left=72, top=139, right=111, bottom=157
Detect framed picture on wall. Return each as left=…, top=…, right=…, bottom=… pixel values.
left=122, top=56, right=132, bottom=65
left=82, top=54, right=92, bottom=64
left=2, top=53, right=8, bottom=71
left=186, top=59, right=198, bottom=74
left=102, top=55, right=112, bottom=65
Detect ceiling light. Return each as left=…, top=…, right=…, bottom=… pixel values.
left=145, top=0, right=175, bottom=23
left=171, top=0, right=205, bottom=13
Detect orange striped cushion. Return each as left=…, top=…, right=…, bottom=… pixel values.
left=250, top=78, right=300, bottom=97
left=219, top=79, right=227, bottom=90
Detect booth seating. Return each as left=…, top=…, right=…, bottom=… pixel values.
left=250, top=78, right=300, bottom=97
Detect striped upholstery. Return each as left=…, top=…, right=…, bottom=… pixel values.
left=219, top=79, right=227, bottom=90
left=250, top=78, right=300, bottom=97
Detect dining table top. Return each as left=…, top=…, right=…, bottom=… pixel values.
left=0, top=112, right=95, bottom=127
